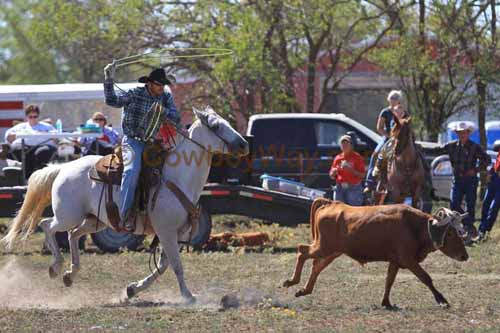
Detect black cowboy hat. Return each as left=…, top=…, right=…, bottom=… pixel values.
left=138, top=68, right=176, bottom=85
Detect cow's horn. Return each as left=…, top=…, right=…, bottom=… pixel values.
left=459, top=213, right=469, bottom=220
left=432, top=217, right=449, bottom=227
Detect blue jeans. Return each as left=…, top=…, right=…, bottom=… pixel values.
left=365, top=138, right=388, bottom=189
left=334, top=183, right=363, bottom=206
left=450, top=176, right=478, bottom=228
left=120, top=136, right=145, bottom=219
left=479, top=173, right=500, bottom=233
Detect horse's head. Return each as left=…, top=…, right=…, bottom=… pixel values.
left=192, top=106, right=249, bottom=156
left=392, top=116, right=414, bottom=155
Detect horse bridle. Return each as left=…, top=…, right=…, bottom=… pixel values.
left=392, top=123, right=418, bottom=178
left=165, top=117, right=231, bottom=155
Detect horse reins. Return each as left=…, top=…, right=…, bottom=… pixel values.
left=164, top=117, right=231, bottom=155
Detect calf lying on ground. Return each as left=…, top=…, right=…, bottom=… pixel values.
left=283, top=199, right=469, bottom=308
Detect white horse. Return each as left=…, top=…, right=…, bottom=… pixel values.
left=2, top=107, right=249, bottom=303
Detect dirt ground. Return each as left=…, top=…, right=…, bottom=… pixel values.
left=1, top=214, right=500, bottom=332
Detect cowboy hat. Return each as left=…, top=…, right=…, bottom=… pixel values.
left=138, top=68, right=176, bottom=85
left=454, top=122, right=474, bottom=133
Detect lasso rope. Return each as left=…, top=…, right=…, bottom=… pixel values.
left=143, top=102, right=164, bottom=142
left=114, top=47, right=234, bottom=68
left=110, top=47, right=233, bottom=141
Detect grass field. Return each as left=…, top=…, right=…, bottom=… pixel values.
left=1, top=214, right=500, bottom=332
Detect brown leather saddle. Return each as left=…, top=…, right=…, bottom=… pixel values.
left=88, top=143, right=166, bottom=232
left=89, top=146, right=124, bottom=186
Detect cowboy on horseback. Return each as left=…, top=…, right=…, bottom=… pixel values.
left=371, top=103, right=409, bottom=187
left=364, top=91, right=403, bottom=194
left=103, top=62, right=181, bottom=231
left=363, top=90, right=406, bottom=194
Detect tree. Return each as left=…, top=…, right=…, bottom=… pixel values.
left=431, top=0, right=499, bottom=195
left=253, top=0, right=398, bottom=113
left=165, top=0, right=300, bottom=125
left=0, top=0, right=60, bottom=83
left=0, top=0, right=166, bottom=83
left=369, top=1, right=480, bottom=141
left=164, top=0, right=396, bottom=121
left=432, top=0, right=499, bottom=149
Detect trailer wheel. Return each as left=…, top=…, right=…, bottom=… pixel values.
left=90, top=228, right=145, bottom=253
left=190, top=206, right=212, bottom=249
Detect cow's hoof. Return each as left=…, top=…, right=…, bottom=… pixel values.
left=438, top=302, right=450, bottom=308
left=126, top=285, right=136, bottom=299
left=283, top=280, right=297, bottom=288
left=184, top=295, right=196, bottom=305
left=382, top=301, right=392, bottom=309
left=382, top=303, right=399, bottom=311
left=295, top=289, right=309, bottom=297
left=62, top=272, right=73, bottom=287
left=48, top=266, right=58, bottom=279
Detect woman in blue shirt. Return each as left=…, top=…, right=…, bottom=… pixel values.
left=79, top=112, right=120, bottom=155
left=364, top=90, right=403, bottom=194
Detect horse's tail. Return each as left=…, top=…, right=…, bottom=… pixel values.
left=1, top=165, right=62, bottom=249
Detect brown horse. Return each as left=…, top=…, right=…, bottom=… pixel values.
left=377, top=117, right=425, bottom=208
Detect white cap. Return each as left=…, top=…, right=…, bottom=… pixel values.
left=339, top=135, right=352, bottom=144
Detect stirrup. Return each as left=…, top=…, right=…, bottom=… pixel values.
left=121, top=211, right=136, bottom=233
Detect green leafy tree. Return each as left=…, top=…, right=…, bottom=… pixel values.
left=0, top=0, right=166, bottom=83
left=0, top=0, right=60, bottom=83
left=369, top=1, right=480, bottom=141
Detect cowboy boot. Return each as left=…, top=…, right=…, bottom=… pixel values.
left=372, top=156, right=383, bottom=178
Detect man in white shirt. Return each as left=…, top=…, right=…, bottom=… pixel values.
left=4, top=105, right=56, bottom=177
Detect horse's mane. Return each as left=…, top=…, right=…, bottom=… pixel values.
left=391, top=117, right=414, bottom=141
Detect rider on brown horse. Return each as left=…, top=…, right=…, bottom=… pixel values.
left=372, top=104, right=409, bottom=188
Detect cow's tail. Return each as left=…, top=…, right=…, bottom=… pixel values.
left=1, top=165, right=61, bottom=249
left=308, top=198, right=331, bottom=243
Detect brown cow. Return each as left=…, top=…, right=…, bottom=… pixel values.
left=283, top=199, right=469, bottom=308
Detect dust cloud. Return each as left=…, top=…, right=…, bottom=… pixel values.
left=0, top=257, right=288, bottom=311
left=0, top=256, right=96, bottom=309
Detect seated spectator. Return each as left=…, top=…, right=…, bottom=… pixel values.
left=330, top=135, right=366, bottom=206
left=79, top=112, right=120, bottom=156
left=4, top=105, right=57, bottom=178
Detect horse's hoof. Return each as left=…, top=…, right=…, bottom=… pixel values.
left=49, top=266, right=58, bottom=279
left=126, top=285, right=136, bottom=299
left=62, top=273, right=73, bottom=287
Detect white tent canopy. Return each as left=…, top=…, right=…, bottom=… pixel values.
left=0, top=83, right=141, bottom=102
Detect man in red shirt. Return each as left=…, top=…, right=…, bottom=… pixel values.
left=477, top=150, right=500, bottom=241
left=330, top=135, right=366, bottom=206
